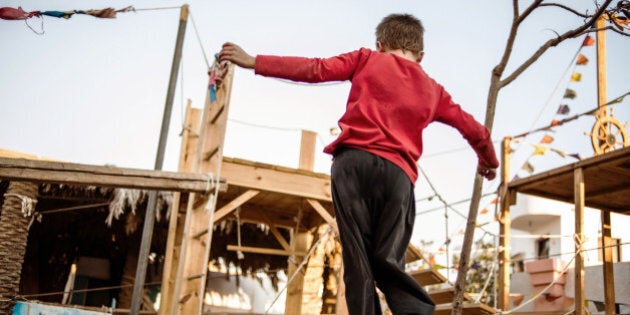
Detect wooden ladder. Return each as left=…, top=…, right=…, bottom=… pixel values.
left=165, top=64, right=236, bottom=315
left=405, top=245, right=497, bottom=315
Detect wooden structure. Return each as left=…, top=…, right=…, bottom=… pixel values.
left=405, top=246, right=495, bottom=315
left=497, top=143, right=630, bottom=314
left=158, top=65, right=337, bottom=315
left=497, top=17, right=629, bottom=315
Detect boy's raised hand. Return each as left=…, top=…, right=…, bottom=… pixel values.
left=477, top=164, right=497, bottom=180
left=219, top=42, right=255, bottom=69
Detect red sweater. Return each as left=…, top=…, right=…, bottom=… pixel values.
left=255, top=48, right=499, bottom=183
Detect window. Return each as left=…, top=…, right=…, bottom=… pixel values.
left=536, top=238, right=550, bottom=259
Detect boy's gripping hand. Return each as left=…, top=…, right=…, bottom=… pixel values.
left=477, top=164, right=497, bottom=180
left=219, top=42, right=255, bottom=69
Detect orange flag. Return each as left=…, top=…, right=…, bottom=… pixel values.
left=576, top=54, right=589, bottom=65
left=540, top=134, right=554, bottom=144
left=582, top=35, right=594, bottom=46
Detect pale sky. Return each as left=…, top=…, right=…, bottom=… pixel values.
left=1, top=0, right=629, bottom=258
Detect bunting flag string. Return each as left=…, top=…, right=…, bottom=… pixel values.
left=0, top=6, right=134, bottom=20
left=0, top=5, right=179, bottom=34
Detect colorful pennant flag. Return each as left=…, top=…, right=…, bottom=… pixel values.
left=563, top=89, right=577, bottom=99
left=570, top=72, right=582, bottom=82
left=576, top=54, right=589, bottom=66
left=569, top=153, right=582, bottom=160
left=532, top=144, right=549, bottom=156
left=540, top=134, right=555, bottom=144
left=582, top=35, right=595, bottom=46
left=0, top=6, right=131, bottom=21
left=480, top=208, right=489, bottom=215
left=551, top=147, right=567, bottom=158
left=556, top=104, right=570, bottom=115
left=0, top=6, right=39, bottom=20
left=521, top=161, right=535, bottom=173
left=550, top=119, right=561, bottom=127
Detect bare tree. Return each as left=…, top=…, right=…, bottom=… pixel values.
left=453, top=1, right=629, bottom=315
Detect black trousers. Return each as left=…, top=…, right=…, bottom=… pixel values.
left=331, top=148, right=435, bottom=315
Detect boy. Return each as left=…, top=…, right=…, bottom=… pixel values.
left=219, top=13, right=498, bottom=315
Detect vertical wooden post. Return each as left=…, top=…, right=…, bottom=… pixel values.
left=172, top=64, right=235, bottom=315
left=601, top=210, right=615, bottom=315
left=574, top=168, right=585, bottom=315
left=497, top=137, right=512, bottom=310
left=299, top=130, right=317, bottom=171
left=285, top=232, right=312, bottom=314
left=336, top=261, right=349, bottom=315
left=159, top=101, right=200, bottom=315
left=131, top=5, right=189, bottom=315
left=596, top=17, right=607, bottom=117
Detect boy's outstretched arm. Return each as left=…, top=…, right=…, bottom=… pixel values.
left=219, top=42, right=255, bottom=69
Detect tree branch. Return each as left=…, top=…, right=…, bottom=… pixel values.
left=539, top=3, right=591, bottom=18
left=500, top=0, right=614, bottom=88
left=517, top=0, right=545, bottom=25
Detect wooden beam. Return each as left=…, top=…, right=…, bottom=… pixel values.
left=285, top=231, right=311, bottom=315
left=306, top=199, right=338, bottom=234
left=574, top=167, right=585, bottom=315
left=160, top=102, right=200, bottom=315
left=0, top=157, right=226, bottom=193
left=226, top=245, right=305, bottom=256
left=211, top=189, right=260, bottom=224
left=601, top=210, right=616, bottom=315
left=299, top=130, right=317, bottom=171
left=221, top=158, right=332, bottom=201
left=260, top=213, right=291, bottom=251
left=498, top=137, right=512, bottom=311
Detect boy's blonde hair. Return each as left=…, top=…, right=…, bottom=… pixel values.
left=375, top=14, right=424, bottom=57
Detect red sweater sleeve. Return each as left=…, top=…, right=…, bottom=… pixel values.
left=433, top=87, right=499, bottom=169
left=254, top=50, right=364, bottom=83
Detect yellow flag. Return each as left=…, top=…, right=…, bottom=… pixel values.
left=532, top=144, right=549, bottom=156
left=570, top=72, right=582, bottom=82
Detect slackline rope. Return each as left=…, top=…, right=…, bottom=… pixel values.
left=189, top=11, right=211, bottom=70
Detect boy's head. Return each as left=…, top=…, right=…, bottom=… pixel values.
left=375, top=14, right=424, bottom=60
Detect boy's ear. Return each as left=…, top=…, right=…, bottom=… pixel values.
left=416, top=52, right=425, bottom=63
left=376, top=41, right=385, bottom=52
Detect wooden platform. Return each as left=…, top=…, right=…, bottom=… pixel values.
left=215, top=157, right=334, bottom=231
left=509, top=145, right=630, bottom=213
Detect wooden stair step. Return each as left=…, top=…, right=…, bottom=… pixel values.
left=409, top=268, right=447, bottom=286
left=405, top=244, right=425, bottom=263
left=428, top=287, right=471, bottom=304
left=434, top=303, right=496, bottom=315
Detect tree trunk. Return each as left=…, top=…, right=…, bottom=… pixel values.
left=0, top=181, right=38, bottom=313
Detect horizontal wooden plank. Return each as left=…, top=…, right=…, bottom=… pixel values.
left=221, top=158, right=332, bottom=201
left=405, top=244, right=425, bottom=263
left=226, top=245, right=305, bottom=256
left=409, top=268, right=447, bottom=286
left=428, top=287, right=471, bottom=304
left=0, top=157, right=226, bottom=193
left=435, top=303, right=496, bottom=315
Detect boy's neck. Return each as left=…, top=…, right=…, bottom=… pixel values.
left=383, top=49, right=421, bottom=63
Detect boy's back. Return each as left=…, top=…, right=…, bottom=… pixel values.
left=255, top=47, right=497, bottom=183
